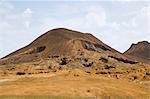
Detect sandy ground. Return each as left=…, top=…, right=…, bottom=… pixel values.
left=0, top=70, right=149, bottom=99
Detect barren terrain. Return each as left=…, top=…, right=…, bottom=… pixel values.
left=0, top=28, right=149, bottom=99
left=0, top=69, right=149, bottom=99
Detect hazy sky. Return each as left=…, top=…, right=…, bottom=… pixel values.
left=0, top=0, right=150, bottom=57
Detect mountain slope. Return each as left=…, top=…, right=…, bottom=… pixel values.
left=124, top=41, right=150, bottom=64
left=0, top=28, right=134, bottom=64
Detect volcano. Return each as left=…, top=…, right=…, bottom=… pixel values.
left=124, top=41, right=150, bottom=64
left=0, top=28, right=149, bottom=87
left=0, top=28, right=131, bottom=64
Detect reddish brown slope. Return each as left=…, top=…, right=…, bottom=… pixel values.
left=0, top=28, right=128, bottom=64
left=124, top=41, right=150, bottom=64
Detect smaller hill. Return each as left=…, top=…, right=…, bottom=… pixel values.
left=124, top=41, right=150, bottom=64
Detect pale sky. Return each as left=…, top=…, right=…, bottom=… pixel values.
left=0, top=0, right=150, bottom=57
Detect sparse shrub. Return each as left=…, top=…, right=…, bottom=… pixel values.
left=52, top=70, right=57, bottom=72
left=58, top=66, right=62, bottom=70
left=104, top=65, right=115, bottom=69
left=115, top=71, right=123, bottom=74
left=16, top=72, right=26, bottom=75
left=48, top=66, right=52, bottom=69
left=39, top=71, right=43, bottom=73
left=126, top=71, right=129, bottom=73
left=129, top=75, right=138, bottom=80
left=146, top=72, right=150, bottom=75
left=83, top=62, right=93, bottom=67
left=77, top=57, right=88, bottom=62
left=35, top=68, right=44, bottom=70
left=49, top=55, right=59, bottom=58
left=74, top=74, right=79, bottom=77
left=86, top=71, right=91, bottom=74
left=59, top=58, right=68, bottom=65
left=95, top=71, right=107, bottom=74
left=11, top=67, right=15, bottom=70
left=44, top=71, right=49, bottom=73
left=84, top=58, right=88, bottom=62
left=3, top=72, right=7, bottom=75
left=87, top=89, right=90, bottom=92
left=132, top=76, right=138, bottom=80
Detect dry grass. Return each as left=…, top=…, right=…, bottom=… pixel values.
left=0, top=96, right=95, bottom=99
left=0, top=71, right=149, bottom=99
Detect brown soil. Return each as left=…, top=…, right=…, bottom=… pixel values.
left=0, top=70, right=149, bottom=98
